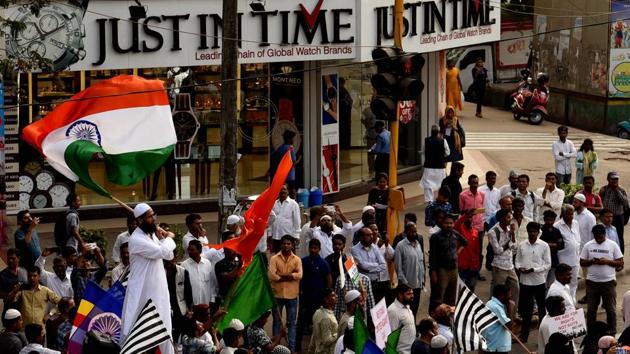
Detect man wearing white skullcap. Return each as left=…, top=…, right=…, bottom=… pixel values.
left=307, top=205, right=354, bottom=258
left=338, top=289, right=363, bottom=337
left=0, top=309, right=26, bottom=352
left=122, top=202, right=177, bottom=354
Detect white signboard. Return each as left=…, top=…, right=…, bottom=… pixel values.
left=370, top=298, right=392, bottom=349
left=358, top=0, right=501, bottom=62
left=496, top=30, right=532, bottom=68
left=3, top=0, right=356, bottom=71
left=547, top=309, right=587, bottom=340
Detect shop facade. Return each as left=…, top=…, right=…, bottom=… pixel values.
left=3, top=0, right=500, bottom=218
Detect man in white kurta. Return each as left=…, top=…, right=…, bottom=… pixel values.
left=122, top=203, right=176, bottom=354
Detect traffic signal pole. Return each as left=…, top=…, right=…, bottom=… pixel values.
left=386, top=0, right=404, bottom=239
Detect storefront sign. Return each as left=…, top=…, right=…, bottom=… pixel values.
left=358, top=0, right=501, bottom=62
left=370, top=299, right=392, bottom=349
left=321, top=71, right=339, bottom=194
left=547, top=309, right=587, bottom=340
left=609, top=1, right=630, bottom=97
left=398, top=100, right=415, bottom=124
left=0, top=79, right=6, bottom=244
left=4, top=0, right=356, bottom=71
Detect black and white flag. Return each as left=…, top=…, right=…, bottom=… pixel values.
left=120, top=299, right=171, bottom=354
left=453, top=282, right=500, bottom=353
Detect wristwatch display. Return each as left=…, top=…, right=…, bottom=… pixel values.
left=30, top=191, right=52, bottom=209
left=6, top=0, right=89, bottom=71
left=172, top=93, right=200, bottom=160
left=35, top=170, right=55, bottom=191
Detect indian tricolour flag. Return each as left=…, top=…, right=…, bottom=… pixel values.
left=23, top=75, right=176, bottom=197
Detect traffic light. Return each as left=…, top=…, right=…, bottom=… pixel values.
left=370, top=47, right=425, bottom=121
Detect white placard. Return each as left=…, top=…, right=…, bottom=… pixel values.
left=370, top=298, right=391, bottom=349
left=547, top=309, right=587, bottom=340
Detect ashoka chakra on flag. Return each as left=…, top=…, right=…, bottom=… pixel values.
left=22, top=75, right=176, bottom=197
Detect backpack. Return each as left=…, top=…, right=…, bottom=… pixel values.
left=511, top=190, right=536, bottom=205
left=54, top=210, right=76, bottom=248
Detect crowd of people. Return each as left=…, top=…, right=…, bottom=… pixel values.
left=0, top=123, right=629, bottom=354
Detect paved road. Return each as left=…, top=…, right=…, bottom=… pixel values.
left=407, top=102, right=630, bottom=353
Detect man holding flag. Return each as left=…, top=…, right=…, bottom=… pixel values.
left=122, top=203, right=176, bottom=354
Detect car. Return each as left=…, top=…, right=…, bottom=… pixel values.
left=618, top=120, right=630, bottom=139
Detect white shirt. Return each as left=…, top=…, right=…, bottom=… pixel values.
left=112, top=230, right=131, bottom=263
left=111, top=263, right=128, bottom=284
left=554, top=219, right=581, bottom=266
left=310, top=222, right=354, bottom=259
left=623, top=290, right=630, bottom=331
left=270, top=197, right=301, bottom=240
left=19, top=343, right=60, bottom=354
left=182, top=232, right=209, bottom=260
left=299, top=222, right=314, bottom=258
left=580, top=238, right=623, bottom=282
left=574, top=208, right=596, bottom=250
left=378, top=243, right=394, bottom=282
left=34, top=256, right=73, bottom=299
left=513, top=189, right=538, bottom=221
left=387, top=299, right=416, bottom=353
left=488, top=224, right=517, bottom=270
left=182, top=257, right=217, bottom=304
left=537, top=315, right=553, bottom=354
left=204, top=248, right=225, bottom=266
left=547, top=280, right=575, bottom=312
left=536, top=187, right=565, bottom=223
left=552, top=138, right=577, bottom=174
left=479, top=185, right=501, bottom=222
left=514, top=238, right=551, bottom=286
left=511, top=216, right=532, bottom=245
left=122, top=229, right=176, bottom=354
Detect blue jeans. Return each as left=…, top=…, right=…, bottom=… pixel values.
left=273, top=297, right=298, bottom=351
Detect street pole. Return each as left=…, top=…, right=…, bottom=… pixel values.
left=219, top=0, right=238, bottom=237
left=387, top=0, right=403, bottom=239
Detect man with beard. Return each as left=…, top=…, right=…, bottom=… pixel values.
left=310, top=206, right=353, bottom=259
left=429, top=214, right=467, bottom=311
left=395, top=222, right=425, bottom=316
left=387, top=284, right=416, bottom=353
left=122, top=203, right=176, bottom=354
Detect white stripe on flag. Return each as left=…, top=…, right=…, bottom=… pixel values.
left=453, top=281, right=500, bottom=353
left=120, top=299, right=171, bottom=354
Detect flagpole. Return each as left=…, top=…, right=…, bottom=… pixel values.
left=501, top=322, right=533, bottom=354
left=110, top=195, right=134, bottom=213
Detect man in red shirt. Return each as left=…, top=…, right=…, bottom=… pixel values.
left=455, top=209, right=481, bottom=291
left=579, top=176, right=603, bottom=215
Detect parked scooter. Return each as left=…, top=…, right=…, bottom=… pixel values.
left=511, top=72, right=550, bottom=125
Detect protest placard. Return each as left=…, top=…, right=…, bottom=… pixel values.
left=548, top=308, right=587, bottom=339
left=370, top=298, right=391, bottom=348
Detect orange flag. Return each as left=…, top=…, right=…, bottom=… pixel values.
left=218, top=149, right=294, bottom=268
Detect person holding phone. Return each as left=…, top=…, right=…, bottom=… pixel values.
left=14, top=210, right=42, bottom=269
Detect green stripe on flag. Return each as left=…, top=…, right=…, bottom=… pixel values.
left=354, top=307, right=370, bottom=354
left=385, top=327, right=402, bottom=354
left=64, top=139, right=174, bottom=197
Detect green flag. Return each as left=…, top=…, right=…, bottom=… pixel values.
left=217, top=253, right=277, bottom=332
left=384, top=327, right=402, bottom=354
left=354, top=308, right=370, bottom=354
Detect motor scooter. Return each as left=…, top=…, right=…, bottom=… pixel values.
left=511, top=72, right=549, bottom=125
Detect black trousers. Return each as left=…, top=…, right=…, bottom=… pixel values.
left=518, top=283, right=547, bottom=341
left=410, top=287, right=421, bottom=318
left=372, top=280, right=389, bottom=305
left=613, top=214, right=626, bottom=253
left=296, top=300, right=320, bottom=351
left=374, top=153, right=390, bottom=178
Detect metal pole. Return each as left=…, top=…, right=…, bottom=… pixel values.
left=219, top=0, right=239, bottom=236
left=387, top=0, right=404, bottom=239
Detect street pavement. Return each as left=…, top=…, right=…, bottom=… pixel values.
left=3, top=101, right=630, bottom=352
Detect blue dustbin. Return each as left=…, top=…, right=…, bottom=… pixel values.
left=297, top=188, right=310, bottom=208
left=309, top=187, right=323, bottom=207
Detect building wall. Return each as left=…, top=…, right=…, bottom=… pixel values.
left=533, top=0, right=610, bottom=97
